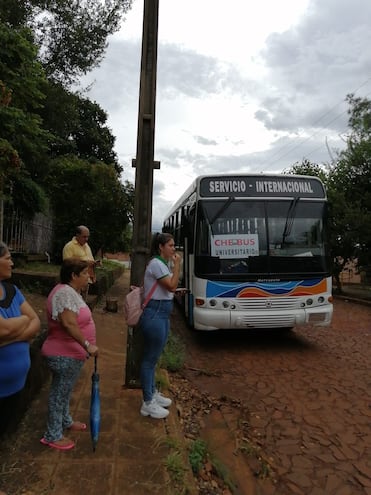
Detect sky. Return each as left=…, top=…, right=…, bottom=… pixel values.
left=80, top=0, right=371, bottom=230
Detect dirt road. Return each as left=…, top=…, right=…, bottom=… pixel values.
left=171, top=299, right=371, bottom=495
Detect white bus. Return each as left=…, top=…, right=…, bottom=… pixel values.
left=163, top=174, right=333, bottom=331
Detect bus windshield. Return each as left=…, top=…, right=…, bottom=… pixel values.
left=194, top=199, right=330, bottom=279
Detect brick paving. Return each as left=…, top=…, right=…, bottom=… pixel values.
left=0, top=270, right=196, bottom=495
left=173, top=294, right=371, bottom=495
left=0, top=271, right=370, bottom=495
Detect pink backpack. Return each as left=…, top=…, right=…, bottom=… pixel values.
left=123, top=282, right=157, bottom=326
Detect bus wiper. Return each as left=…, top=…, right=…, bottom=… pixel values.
left=282, top=197, right=299, bottom=244
left=208, top=196, right=235, bottom=226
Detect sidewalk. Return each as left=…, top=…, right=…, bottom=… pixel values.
left=0, top=270, right=196, bottom=495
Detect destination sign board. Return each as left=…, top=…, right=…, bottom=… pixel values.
left=211, top=234, right=259, bottom=258
left=199, top=175, right=326, bottom=198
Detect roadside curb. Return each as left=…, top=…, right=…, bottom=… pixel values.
left=159, top=370, right=199, bottom=495
left=334, top=294, right=371, bottom=307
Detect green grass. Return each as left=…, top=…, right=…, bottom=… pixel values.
left=188, top=438, right=237, bottom=491
left=17, top=262, right=60, bottom=274
left=159, top=332, right=186, bottom=372
left=188, top=439, right=208, bottom=474
left=16, top=258, right=121, bottom=274
left=164, top=451, right=186, bottom=483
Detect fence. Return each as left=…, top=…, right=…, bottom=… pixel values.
left=3, top=210, right=53, bottom=254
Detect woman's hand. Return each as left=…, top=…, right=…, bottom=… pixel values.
left=20, top=301, right=41, bottom=341
left=0, top=314, right=30, bottom=346
left=172, top=252, right=182, bottom=265
left=86, top=343, right=98, bottom=357
left=59, top=309, right=97, bottom=355
left=159, top=252, right=182, bottom=292
left=0, top=299, right=40, bottom=346
left=175, top=287, right=189, bottom=296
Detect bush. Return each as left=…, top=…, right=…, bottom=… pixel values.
left=159, top=332, right=186, bottom=372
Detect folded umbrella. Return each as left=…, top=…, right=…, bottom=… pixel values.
left=90, top=356, right=101, bottom=452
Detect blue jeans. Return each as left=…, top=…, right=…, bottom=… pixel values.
left=140, top=299, right=173, bottom=402
left=43, top=356, right=84, bottom=442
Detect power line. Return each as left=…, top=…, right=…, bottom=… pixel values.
left=267, top=77, right=371, bottom=167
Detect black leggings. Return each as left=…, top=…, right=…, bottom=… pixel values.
left=0, top=391, right=21, bottom=438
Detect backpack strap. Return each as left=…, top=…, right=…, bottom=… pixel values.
left=0, top=282, right=16, bottom=308
left=142, top=281, right=158, bottom=309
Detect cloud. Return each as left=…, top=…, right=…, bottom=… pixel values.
left=192, top=135, right=218, bottom=146
left=256, top=0, right=371, bottom=134
left=79, top=0, right=371, bottom=228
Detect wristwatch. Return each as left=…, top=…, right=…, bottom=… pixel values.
left=83, top=340, right=91, bottom=350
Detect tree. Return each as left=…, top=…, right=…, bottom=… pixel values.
left=46, top=156, right=133, bottom=260
left=1, top=0, right=134, bottom=85
left=39, top=82, right=121, bottom=171
left=0, top=3, right=136, bottom=254
left=329, top=95, right=371, bottom=266
left=0, top=27, right=50, bottom=229
left=286, top=96, right=371, bottom=271
left=74, top=96, right=120, bottom=171
left=284, top=159, right=329, bottom=184
left=0, top=23, right=51, bottom=181
left=284, top=158, right=339, bottom=266
left=346, top=93, right=371, bottom=142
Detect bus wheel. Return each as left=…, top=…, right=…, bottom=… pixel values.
left=277, top=327, right=294, bottom=333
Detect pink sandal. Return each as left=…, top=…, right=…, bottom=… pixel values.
left=40, top=437, right=75, bottom=450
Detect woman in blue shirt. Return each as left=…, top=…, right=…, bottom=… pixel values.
left=0, top=242, right=41, bottom=437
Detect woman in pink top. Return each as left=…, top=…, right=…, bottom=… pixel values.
left=40, top=259, right=98, bottom=450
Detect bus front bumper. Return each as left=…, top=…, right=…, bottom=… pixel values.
left=193, top=305, right=333, bottom=331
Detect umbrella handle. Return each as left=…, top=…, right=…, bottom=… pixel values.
left=94, top=355, right=98, bottom=373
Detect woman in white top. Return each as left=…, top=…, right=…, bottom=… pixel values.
left=139, top=233, right=181, bottom=419
left=41, top=259, right=98, bottom=450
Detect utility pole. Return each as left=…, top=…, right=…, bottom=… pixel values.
left=125, top=0, right=160, bottom=387
left=0, top=197, right=3, bottom=241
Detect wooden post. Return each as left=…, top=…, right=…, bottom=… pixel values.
left=125, top=0, right=160, bottom=387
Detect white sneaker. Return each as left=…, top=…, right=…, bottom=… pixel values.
left=140, top=399, right=169, bottom=419
left=153, top=390, right=172, bottom=408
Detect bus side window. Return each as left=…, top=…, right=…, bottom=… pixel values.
left=185, top=207, right=195, bottom=254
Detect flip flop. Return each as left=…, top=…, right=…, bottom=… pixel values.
left=67, top=421, right=87, bottom=431
left=40, top=437, right=75, bottom=450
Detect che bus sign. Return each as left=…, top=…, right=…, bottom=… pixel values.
left=211, top=234, right=259, bottom=258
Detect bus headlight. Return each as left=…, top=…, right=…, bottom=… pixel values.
left=318, top=296, right=325, bottom=303
left=209, top=299, right=217, bottom=307
left=222, top=301, right=230, bottom=308
left=306, top=298, right=313, bottom=305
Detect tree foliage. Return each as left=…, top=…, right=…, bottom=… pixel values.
left=0, top=22, right=49, bottom=198
left=39, top=82, right=120, bottom=171
left=284, top=159, right=328, bottom=184
left=329, top=94, right=371, bottom=265
left=71, top=94, right=120, bottom=170
left=286, top=95, right=371, bottom=268
left=1, top=0, right=133, bottom=85
left=0, top=0, right=33, bottom=29
left=0, top=4, right=135, bottom=255
left=46, top=156, right=133, bottom=260
left=0, top=23, right=50, bottom=203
